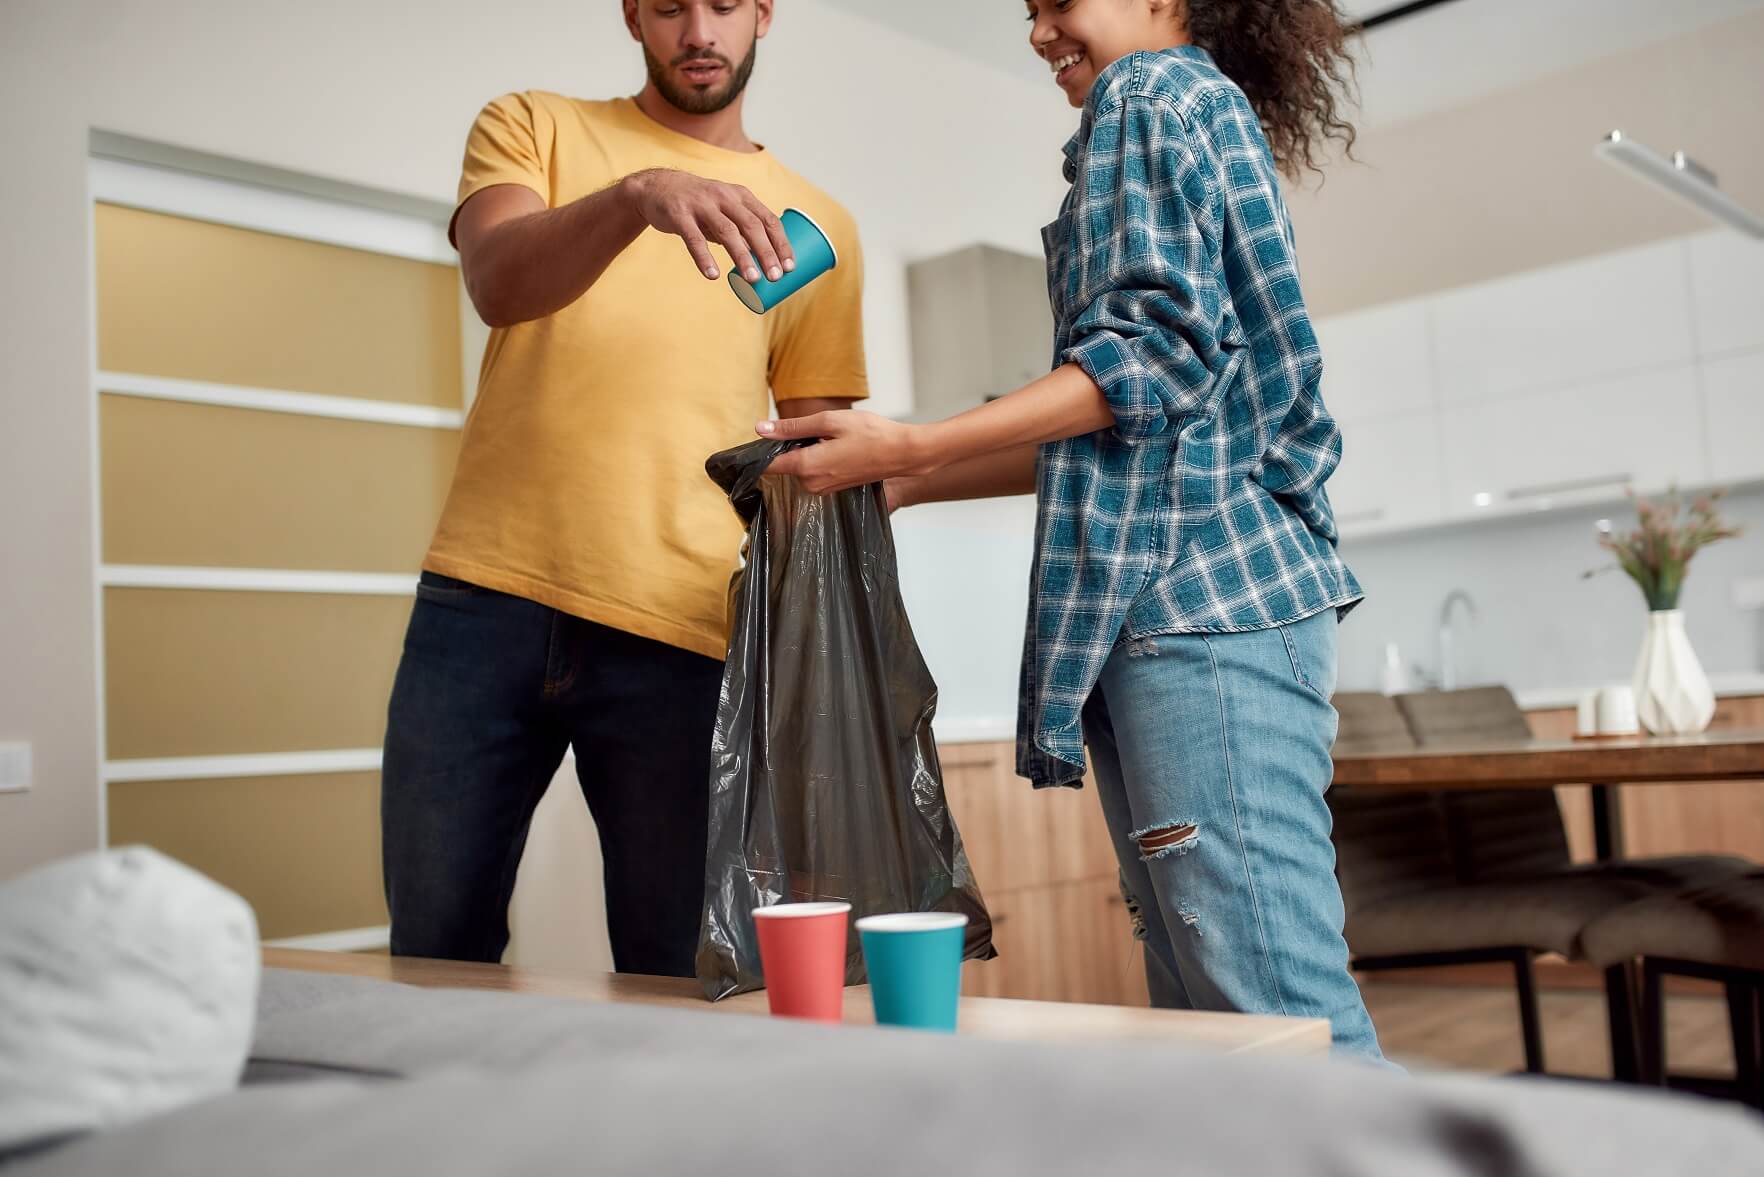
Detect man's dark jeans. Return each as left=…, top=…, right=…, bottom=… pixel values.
left=381, top=571, right=722, bottom=975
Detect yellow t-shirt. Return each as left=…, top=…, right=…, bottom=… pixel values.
left=425, top=92, right=868, bottom=660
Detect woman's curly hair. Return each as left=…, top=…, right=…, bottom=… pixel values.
left=1186, top=0, right=1361, bottom=178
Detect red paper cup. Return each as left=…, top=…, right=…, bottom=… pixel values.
left=752, top=901, right=851, bottom=1022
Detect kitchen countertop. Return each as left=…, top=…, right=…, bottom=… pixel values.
left=930, top=672, right=1764, bottom=746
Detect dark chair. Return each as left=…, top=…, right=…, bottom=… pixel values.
left=1395, top=688, right=1750, bottom=891
left=1330, top=693, right=1572, bottom=1071
left=1394, top=687, right=1568, bottom=881
left=1390, top=687, right=1755, bottom=1078
left=1582, top=870, right=1764, bottom=1107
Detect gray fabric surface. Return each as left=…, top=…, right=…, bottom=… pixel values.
left=252, top=966, right=402, bottom=1023
left=9, top=967, right=1763, bottom=1176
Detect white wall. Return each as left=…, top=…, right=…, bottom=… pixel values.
left=895, top=496, right=1037, bottom=743
left=0, top=0, right=1077, bottom=877
left=1285, top=7, right=1764, bottom=317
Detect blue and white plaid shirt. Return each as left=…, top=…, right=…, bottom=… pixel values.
left=1018, top=47, right=1362, bottom=788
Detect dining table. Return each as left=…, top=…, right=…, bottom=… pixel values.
left=1332, top=729, right=1764, bottom=860
left=1331, top=728, right=1764, bottom=1080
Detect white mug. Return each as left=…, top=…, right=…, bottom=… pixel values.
left=1596, top=684, right=1640, bottom=735
left=1576, top=691, right=1600, bottom=736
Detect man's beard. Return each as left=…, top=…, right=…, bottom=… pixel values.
left=644, top=42, right=758, bottom=116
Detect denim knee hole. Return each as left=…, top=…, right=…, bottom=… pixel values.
left=1132, top=822, right=1199, bottom=860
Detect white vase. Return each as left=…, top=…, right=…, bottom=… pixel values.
left=1631, top=610, right=1716, bottom=734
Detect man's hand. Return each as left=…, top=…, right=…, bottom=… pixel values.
left=757, top=411, right=937, bottom=496
left=624, top=169, right=795, bottom=284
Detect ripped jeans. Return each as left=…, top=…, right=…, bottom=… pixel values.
left=1083, top=609, right=1386, bottom=1061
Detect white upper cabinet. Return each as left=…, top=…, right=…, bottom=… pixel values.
left=1313, top=302, right=1435, bottom=424
left=1429, top=241, right=1696, bottom=407
left=1688, top=231, right=1764, bottom=358
left=1440, top=364, right=1707, bottom=519
left=1703, top=350, right=1764, bottom=485
left=1329, top=413, right=1446, bottom=536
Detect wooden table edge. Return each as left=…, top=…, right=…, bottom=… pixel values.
left=1225, top=1016, right=1333, bottom=1054
left=1332, top=731, right=1764, bottom=791
left=262, top=948, right=1329, bottom=1055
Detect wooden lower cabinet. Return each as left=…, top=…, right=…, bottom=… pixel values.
left=940, top=742, right=1117, bottom=892
left=963, top=877, right=1151, bottom=1007
left=940, top=739, right=1148, bottom=1007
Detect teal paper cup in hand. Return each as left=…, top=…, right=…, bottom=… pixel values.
left=728, top=207, right=838, bottom=314
left=857, top=912, right=969, bottom=1033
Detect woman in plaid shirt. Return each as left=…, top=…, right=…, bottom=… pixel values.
left=761, top=0, right=1383, bottom=1060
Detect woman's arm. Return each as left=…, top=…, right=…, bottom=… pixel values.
left=764, top=96, right=1229, bottom=496
left=760, top=363, right=1111, bottom=496
left=888, top=443, right=1040, bottom=511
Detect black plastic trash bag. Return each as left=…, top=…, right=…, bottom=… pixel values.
left=695, top=439, right=995, bottom=1001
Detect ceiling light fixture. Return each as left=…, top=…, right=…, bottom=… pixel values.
left=1357, top=0, right=1469, bottom=33
left=1596, top=130, right=1764, bottom=238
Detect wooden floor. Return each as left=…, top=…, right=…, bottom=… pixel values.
left=1361, top=980, right=1735, bottom=1077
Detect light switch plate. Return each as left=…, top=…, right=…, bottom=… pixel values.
left=0, top=742, right=31, bottom=793
left=1736, top=578, right=1764, bottom=612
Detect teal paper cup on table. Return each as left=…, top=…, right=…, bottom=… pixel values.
left=857, top=912, right=969, bottom=1033
left=728, top=207, right=838, bottom=314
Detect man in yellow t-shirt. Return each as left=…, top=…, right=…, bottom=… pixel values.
left=381, top=0, right=867, bottom=974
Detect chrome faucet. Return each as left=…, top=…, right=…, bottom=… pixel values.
left=1437, top=590, right=1477, bottom=691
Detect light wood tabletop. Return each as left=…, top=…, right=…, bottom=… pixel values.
left=264, top=947, right=1329, bottom=1056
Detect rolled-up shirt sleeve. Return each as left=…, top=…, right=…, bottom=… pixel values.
left=1060, top=95, right=1228, bottom=446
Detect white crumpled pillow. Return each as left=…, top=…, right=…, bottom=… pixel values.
left=0, top=846, right=260, bottom=1151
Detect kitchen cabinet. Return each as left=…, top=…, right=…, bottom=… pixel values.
left=1438, top=362, right=1707, bottom=519
left=1428, top=240, right=1695, bottom=408
left=1688, top=230, right=1764, bottom=357
left=940, top=741, right=1146, bottom=1006
left=1703, top=349, right=1764, bottom=484
left=1310, top=295, right=1446, bottom=535
left=961, top=877, right=1150, bottom=1006
left=1329, top=413, right=1448, bottom=533
left=941, top=742, right=1115, bottom=893
left=1313, top=301, right=1435, bottom=424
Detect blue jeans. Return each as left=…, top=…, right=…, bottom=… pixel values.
left=1083, top=610, right=1386, bottom=1061
left=381, top=572, right=723, bottom=974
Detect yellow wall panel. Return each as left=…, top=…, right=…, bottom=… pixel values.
left=104, top=589, right=409, bottom=760
left=100, top=394, right=456, bottom=572
left=95, top=203, right=462, bottom=407
left=108, top=772, right=385, bottom=940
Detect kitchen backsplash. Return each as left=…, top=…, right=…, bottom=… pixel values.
left=1337, top=484, right=1764, bottom=695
